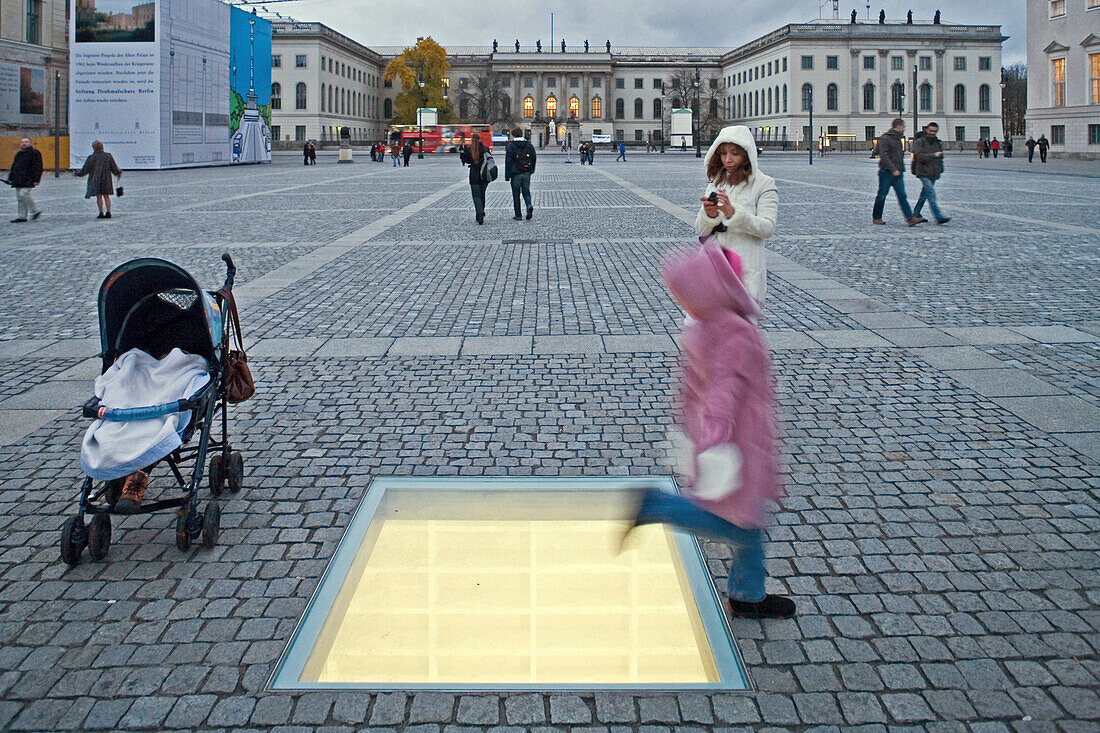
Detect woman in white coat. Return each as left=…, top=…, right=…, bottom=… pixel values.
left=694, top=126, right=778, bottom=307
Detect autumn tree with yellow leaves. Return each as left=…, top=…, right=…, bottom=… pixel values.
left=382, top=37, right=455, bottom=124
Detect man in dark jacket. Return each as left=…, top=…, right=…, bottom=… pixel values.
left=402, top=141, right=413, bottom=167
left=9, top=137, right=43, bottom=223
left=872, top=118, right=920, bottom=226
left=504, top=128, right=536, bottom=220
left=912, top=122, right=950, bottom=225
left=1025, top=135, right=1036, bottom=162
left=1037, top=134, right=1049, bottom=163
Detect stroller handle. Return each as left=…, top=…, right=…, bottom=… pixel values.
left=222, top=252, right=236, bottom=289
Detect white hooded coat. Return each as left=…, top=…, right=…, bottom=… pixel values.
left=694, top=126, right=778, bottom=305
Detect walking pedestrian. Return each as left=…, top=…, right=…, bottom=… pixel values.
left=402, top=141, right=413, bottom=167
left=694, top=125, right=778, bottom=306
left=983, top=139, right=990, bottom=159
left=1037, top=134, right=1049, bottom=163
left=1025, top=135, right=1036, bottom=163
left=460, top=134, right=491, bottom=225
left=616, top=142, right=627, bottom=162
left=587, top=141, right=596, bottom=165
left=991, top=137, right=1000, bottom=158
left=391, top=141, right=400, bottom=167
left=308, top=141, right=317, bottom=165
left=303, top=140, right=310, bottom=165
left=578, top=141, right=587, bottom=165
left=912, top=122, right=950, bottom=225
left=1004, top=137, right=1013, bottom=158
left=8, top=137, right=43, bottom=223
left=872, top=119, right=920, bottom=227
left=504, top=127, right=536, bottom=221
left=75, top=140, right=122, bottom=219
left=624, top=243, right=792, bottom=620
left=975, top=139, right=985, bottom=158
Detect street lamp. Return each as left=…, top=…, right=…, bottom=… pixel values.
left=417, top=66, right=425, bottom=159
left=693, top=68, right=702, bottom=158
left=806, top=84, right=813, bottom=165
left=660, top=81, right=666, bottom=153
left=912, top=65, right=918, bottom=138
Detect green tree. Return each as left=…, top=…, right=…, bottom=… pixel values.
left=383, top=37, right=454, bottom=124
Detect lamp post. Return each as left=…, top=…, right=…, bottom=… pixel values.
left=53, top=69, right=60, bottom=177
left=912, top=65, right=918, bottom=138
left=807, top=84, right=813, bottom=165
left=999, top=67, right=1007, bottom=138
left=417, top=65, right=425, bottom=159
left=693, top=67, right=702, bottom=158
left=660, top=81, right=666, bottom=153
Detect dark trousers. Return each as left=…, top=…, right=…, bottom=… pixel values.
left=510, top=172, right=532, bottom=217
left=1040, top=148, right=1047, bottom=162
left=1028, top=148, right=1034, bottom=162
left=470, top=182, right=487, bottom=218
left=872, top=169, right=913, bottom=220
left=403, top=154, right=411, bottom=167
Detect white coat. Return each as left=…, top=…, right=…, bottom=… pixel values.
left=693, top=126, right=778, bottom=306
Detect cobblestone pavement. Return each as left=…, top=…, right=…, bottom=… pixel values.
left=0, top=150, right=1098, bottom=731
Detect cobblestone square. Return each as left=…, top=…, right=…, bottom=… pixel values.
left=0, top=149, right=1097, bottom=730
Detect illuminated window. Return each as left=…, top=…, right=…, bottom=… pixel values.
left=569, top=96, right=579, bottom=117
left=523, top=96, right=534, bottom=118
left=1092, top=53, right=1100, bottom=103
left=591, top=96, right=601, bottom=117
left=545, top=95, right=557, bottom=117
left=1050, top=0, right=1065, bottom=17
left=1052, top=58, right=1065, bottom=106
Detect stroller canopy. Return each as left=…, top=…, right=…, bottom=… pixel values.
left=98, top=258, right=224, bottom=369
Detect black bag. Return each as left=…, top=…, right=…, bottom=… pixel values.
left=513, top=143, right=534, bottom=173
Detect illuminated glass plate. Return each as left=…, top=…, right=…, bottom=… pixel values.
left=270, top=477, right=751, bottom=691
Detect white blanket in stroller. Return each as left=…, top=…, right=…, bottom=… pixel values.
left=80, top=348, right=211, bottom=481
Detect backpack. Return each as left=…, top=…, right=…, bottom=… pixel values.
left=512, top=142, right=534, bottom=173
left=480, top=153, right=498, bottom=183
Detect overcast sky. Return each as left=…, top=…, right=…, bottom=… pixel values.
left=276, top=0, right=1025, bottom=65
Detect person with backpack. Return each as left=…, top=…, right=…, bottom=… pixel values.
left=460, top=135, right=494, bottom=224
left=504, top=128, right=536, bottom=221
left=1037, top=134, right=1049, bottom=163
left=911, top=122, right=950, bottom=225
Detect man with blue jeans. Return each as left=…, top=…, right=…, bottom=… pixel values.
left=872, top=118, right=921, bottom=227
left=912, top=122, right=950, bottom=225
left=504, top=127, right=536, bottom=221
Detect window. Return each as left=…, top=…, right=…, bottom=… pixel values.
left=591, top=96, right=601, bottom=117
left=523, top=96, right=534, bottom=118
left=616, top=129, right=623, bottom=142
left=615, top=98, right=624, bottom=118
left=652, top=78, right=662, bottom=90
left=782, top=57, right=787, bottom=71
left=891, top=81, right=904, bottom=112
left=954, top=57, right=966, bottom=71
left=383, top=80, right=392, bottom=88
left=271, top=83, right=281, bottom=110
left=653, top=98, right=662, bottom=119
left=524, top=77, right=534, bottom=88
left=952, top=84, right=966, bottom=111
left=570, top=77, right=579, bottom=88
left=979, top=57, right=992, bottom=71
left=26, top=0, right=41, bottom=44
left=801, top=83, right=813, bottom=111
left=593, top=77, right=602, bottom=87
left=826, top=55, right=839, bottom=70
left=272, top=55, right=281, bottom=68
left=384, top=97, right=392, bottom=117
left=459, top=78, right=468, bottom=88
left=295, top=125, right=306, bottom=141
left=271, top=125, right=280, bottom=140
left=634, top=78, right=643, bottom=89
left=1050, top=0, right=1065, bottom=17
left=1090, top=0, right=1100, bottom=8
left=919, top=82, right=932, bottom=112
left=1051, top=125, right=1065, bottom=144
left=710, top=78, right=718, bottom=89
left=827, top=83, right=838, bottom=110
left=801, top=55, right=813, bottom=70
left=569, top=96, right=579, bottom=117
left=955, top=126, right=965, bottom=142
left=1052, top=58, right=1066, bottom=106
left=920, top=56, right=932, bottom=71
left=979, top=84, right=991, bottom=112
left=767, top=88, right=772, bottom=114
left=501, top=77, right=510, bottom=87
left=546, top=77, right=556, bottom=88
left=782, top=84, right=787, bottom=112
left=616, top=78, right=625, bottom=89
left=863, top=81, right=875, bottom=111
left=767, top=61, right=772, bottom=75
left=635, top=129, right=644, bottom=141
left=1092, top=53, right=1100, bottom=103
left=891, top=57, right=904, bottom=71
left=295, top=82, right=307, bottom=109
left=296, top=55, right=307, bottom=68
left=827, top=125, right=838, bottom=135
left=865, top=125, right=876, bottom=141
left=1089, top=124, right=1100, bottom=144
left=863, top=56, right=875, bottom=70
left=802, top=125, right=812, bottom=141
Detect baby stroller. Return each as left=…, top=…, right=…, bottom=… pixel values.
left=60, top=254, right=245, bottom=565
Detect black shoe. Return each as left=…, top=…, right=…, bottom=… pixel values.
left=96, top=212, right=105, bottom=219
left=105, top=212, right=112, bottom=219
left=526, top=207, right=533, bottom=220
left=10, top=218, right=27, bottom=223
left=512, top=215, right=523, bottom=221
left=476, top=212, right=484, bottom=224
left=728, top=594, right=796, bottom=619
left=31, top=211, right=41, bottom=220
left=936, top=217, right=951, bottom=224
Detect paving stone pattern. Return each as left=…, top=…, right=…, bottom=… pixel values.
left=0, top=152, right=1097, bottom=730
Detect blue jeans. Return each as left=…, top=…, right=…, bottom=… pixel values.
left=872, top=169, right=913, bottom=220
left=635, top=489, right=766, bottom=603
left=509, top=172, right=532, bottom=217
left=616, top=150, right=626, bottom=161
left=914, top=177, right=944, bottom=221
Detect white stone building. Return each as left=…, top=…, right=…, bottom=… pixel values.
left=1026, top=0, right=1100, bottom=158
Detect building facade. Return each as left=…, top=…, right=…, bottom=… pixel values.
left=1026, top=0, right=1100, bottom=157
left=1, top=0, right=70, bottom=143
left=270, top=16, right=1005, bottom=148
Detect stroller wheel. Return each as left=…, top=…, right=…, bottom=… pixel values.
left=175, top=511, right=192, bottom=552
left=202, top=501, right=221, bottom=549
left=103, top=478, right=125, bottom=506
left=87, top=514, right=111, bottom=561
left=60, top=516, right=86, bottom=566
left=227, top=451, right=244, bottom=493
left=208, top=454, right=225, bottom=497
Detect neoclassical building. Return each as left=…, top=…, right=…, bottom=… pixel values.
left=270, top=15, right=1005, bottom=147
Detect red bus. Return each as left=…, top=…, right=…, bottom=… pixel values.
left=388, top=124, right=493, bottom=153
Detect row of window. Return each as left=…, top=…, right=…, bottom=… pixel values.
left=727, top=81, right=992, bottom=118
left=272, top=54, right=379, bottom=86
left=1050, top=54, right=1100, bottom=106
left=1050, top=0, right=1100, bottom=18
left=271, top=82, right=393, bottom=117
